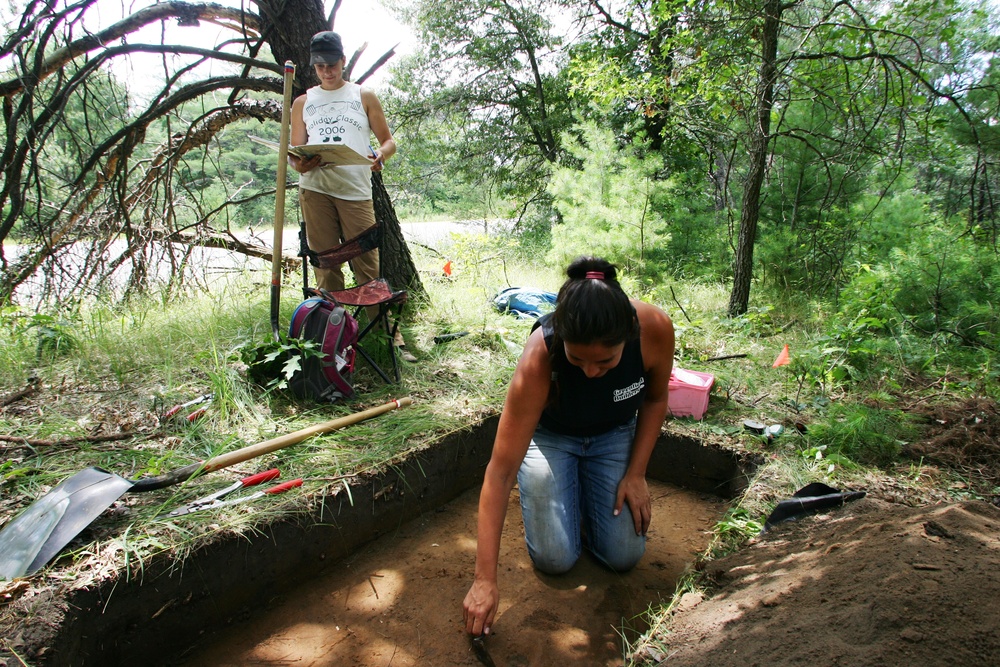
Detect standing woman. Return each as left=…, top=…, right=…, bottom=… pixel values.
left=288, top=31, right=413, bottom=359
left=463, top=256, right=675, bottom=637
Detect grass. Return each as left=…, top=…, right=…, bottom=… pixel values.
left=1, top=231, right=996, bottom=664
left=0, top=236, right=544, bottom=577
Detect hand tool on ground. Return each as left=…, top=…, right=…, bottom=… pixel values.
left=162, top=393, right=213, bottom=420
left=201, top=477, right=303, bottom=512
left=162, top=468, right=281, bottom=518
left=167, top=476, right=303, bottom=517
left=471, top=633, right=497, bottom=667
left=0, top=397, right=413, bottom=580
left=185, top=405, right=209, bottom=422
left=433, top=331, right=469, bottom=344
left=761, top=482, right=867, bottom=532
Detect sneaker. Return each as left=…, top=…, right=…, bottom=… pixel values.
left=397, top=346, right=418, bottom=363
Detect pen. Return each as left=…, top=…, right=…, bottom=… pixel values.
left=369, top=144, right=384, bottom=169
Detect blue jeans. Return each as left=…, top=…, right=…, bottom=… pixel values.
left=517, top=419, right=646, bottom=574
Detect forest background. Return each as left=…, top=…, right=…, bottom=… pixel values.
left=4, top=0, right=999, bottom=325
left=1, top=0, right=999, bottom=663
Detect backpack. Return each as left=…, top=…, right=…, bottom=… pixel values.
left=287, top=297, right=359, bottom=402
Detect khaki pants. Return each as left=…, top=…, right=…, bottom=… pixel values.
left=299, top=188, right=403, bottom=346
left=299, top=189, right=380, bottom=291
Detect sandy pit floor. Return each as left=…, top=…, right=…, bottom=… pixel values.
left=177, top=480, right=727, bottom=666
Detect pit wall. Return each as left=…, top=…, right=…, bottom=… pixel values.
left=43, top=417, right=756, bottom=666
left=648, top=432, right=756, bottom=498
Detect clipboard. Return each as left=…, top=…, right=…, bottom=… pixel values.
left=249, top=135, right=373, bottom=167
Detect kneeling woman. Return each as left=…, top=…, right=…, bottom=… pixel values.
left=463, top=256, right=675, bottom=637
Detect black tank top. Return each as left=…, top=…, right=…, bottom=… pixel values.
left=534, top=313, right=646, bottom=437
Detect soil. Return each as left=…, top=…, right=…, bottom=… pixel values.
left=644, top=498, right=1000, bottom=667
left=178, top=480, right=728, bottom=666
left=904, top=396, right=1000, bottom=480
left=3, top=396, right=998, bottom=667
left=631, top=396, right=1000, bottom=667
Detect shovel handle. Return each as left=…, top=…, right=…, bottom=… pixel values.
left=270, top=60, right=296, bottom=341
left=130, top=398, right=413, bottom=492
left=203, top=397, right=412, bottom=472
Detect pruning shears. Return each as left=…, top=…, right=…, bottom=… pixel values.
left=162, top=468, right=303, bottom=518
left=162, top=393, right=214, bottom=421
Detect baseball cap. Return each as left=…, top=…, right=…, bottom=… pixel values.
left=309, top=31, right=344, bottom=65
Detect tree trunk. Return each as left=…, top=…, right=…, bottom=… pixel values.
left=728, top=0, right=782, bottom=318
left=372, top=172, right=425, bottom=299
left=254, top=0, right=327, bottom=92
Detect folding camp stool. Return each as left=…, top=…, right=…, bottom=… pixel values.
left=299, top=224, right=408, bottom=383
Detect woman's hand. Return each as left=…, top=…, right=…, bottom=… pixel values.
left=289, top=154, right=322, bottom=174
left=463, top=577, right=499, bottom=636
left=615, top=473, right=651, bottom=536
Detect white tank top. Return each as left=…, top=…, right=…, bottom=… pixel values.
left=298, top=83, right=373, bottom=201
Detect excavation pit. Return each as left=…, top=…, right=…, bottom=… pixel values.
left=21, top=417, right=756, bottom=666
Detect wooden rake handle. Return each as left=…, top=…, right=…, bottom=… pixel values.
left=131, top=397, right=413, bottom=492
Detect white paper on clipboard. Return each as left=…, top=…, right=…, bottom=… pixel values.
left=248, top=135, right=372, bottom=167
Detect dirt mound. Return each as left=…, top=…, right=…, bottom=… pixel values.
left=904, top=397, right=1000, bottom=488
left=645, top=497, right=1000, bottom=667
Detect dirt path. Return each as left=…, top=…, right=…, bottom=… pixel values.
left=178, top=481, right=727, bottom=666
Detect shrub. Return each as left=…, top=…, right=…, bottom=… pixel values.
left=805, top=402, right=918, bottom=467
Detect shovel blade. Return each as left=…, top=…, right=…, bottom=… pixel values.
left=0, top=467, right=133, bottom=580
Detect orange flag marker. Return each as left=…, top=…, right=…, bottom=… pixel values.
left=442, top=260, right=453, bottom=277
left=772, top=344, right=790, bottom=367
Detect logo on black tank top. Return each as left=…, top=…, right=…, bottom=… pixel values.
left=613, top=378, right=645, bottom=402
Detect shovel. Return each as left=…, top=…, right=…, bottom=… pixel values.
left=270, top=60, right=295, bottom=340
left=0, top=397, right=412, bottom=580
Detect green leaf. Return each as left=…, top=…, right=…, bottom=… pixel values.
left=281, top=355, right=302, bottom=381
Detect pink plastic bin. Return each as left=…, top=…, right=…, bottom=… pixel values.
left=668, top=368, right=714, bottom=420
